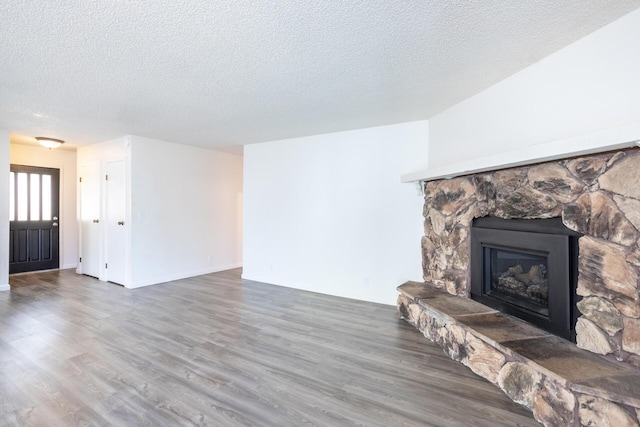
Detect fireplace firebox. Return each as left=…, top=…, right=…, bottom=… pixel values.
left=470, top=217, right=580, bottom=341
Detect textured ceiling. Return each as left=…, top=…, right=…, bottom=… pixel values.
left=2, top=1, right=640, bottom=152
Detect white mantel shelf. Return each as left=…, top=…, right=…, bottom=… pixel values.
left=402, top=123, right=640, bottom=183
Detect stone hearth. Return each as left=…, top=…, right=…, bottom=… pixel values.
left=398, top=148, right=640, bottom=425
left=398, top=282, right=640, bottom=426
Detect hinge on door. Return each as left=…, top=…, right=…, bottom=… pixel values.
left=79, top=177, right=82, bottom=183
left=105, top=263, right=108, bottom=269
left=79, top=257, right=82, bottom=263
left=105, top=175, right=108, bottom=181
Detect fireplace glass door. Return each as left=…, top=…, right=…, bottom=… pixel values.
left=484, top=247, right=549, bottom=317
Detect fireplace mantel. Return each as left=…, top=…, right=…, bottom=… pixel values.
left=401, top=123, right=640, bottom=183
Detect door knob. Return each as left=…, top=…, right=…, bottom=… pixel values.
left=118, top=221, right=125, bottom=225
left=93, top=219, right=99, bottom=223
left=53, top=216, right=58, bottom=220
left=52, top=222, right=58, bottom=227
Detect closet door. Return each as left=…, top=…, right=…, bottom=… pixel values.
left=105, top=160, right=127, bottom=285
left=79, top=163, right=101, bottom=278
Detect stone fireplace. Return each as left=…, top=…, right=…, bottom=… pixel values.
left=398, top=147, right=640, bottom=425
left=421, top=148, right=640, bottom=362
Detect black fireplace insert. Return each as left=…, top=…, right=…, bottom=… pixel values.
left=470, top=217, right=580, bottom=341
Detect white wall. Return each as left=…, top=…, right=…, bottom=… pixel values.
left=130, top=136, right=243, bottom=287
left=243, top=121, right=428, bottom=305
left=429, top=7, right=640, bottom=167
left=10, top=143, right=78, bottom=269
left=77, top=137, right=131, bottom=164
left=0, top=130, right=9, bottom=290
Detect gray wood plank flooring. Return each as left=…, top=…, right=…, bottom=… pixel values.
left=2, top=269, right=539, bottom=426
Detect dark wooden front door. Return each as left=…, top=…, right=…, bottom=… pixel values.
left=9, top=165, right=60, bottom=274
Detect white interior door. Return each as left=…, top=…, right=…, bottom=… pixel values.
left=79, top=163, right=101, bottom=278
left=106, top=160, right=127, bottom=285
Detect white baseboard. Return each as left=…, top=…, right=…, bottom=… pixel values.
left=240, top=272, right=397, bottom=306
left=0, top=284, right=10, bottom=292
left=126, top=263, right=243, bottom=289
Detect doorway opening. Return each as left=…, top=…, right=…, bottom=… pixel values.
left=9, top=164, right=60, bottom=274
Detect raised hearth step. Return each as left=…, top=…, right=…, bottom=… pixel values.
left=397, top=281, right=640, bottom=426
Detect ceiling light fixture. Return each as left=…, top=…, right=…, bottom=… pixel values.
left=35, top=137, right=65, bottom=149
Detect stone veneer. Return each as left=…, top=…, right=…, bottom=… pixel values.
left=420, top=148, right=640, bottom=364
left=398, top=148, right=640, bottom=425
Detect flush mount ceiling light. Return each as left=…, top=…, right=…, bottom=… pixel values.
left=35, top=137, right=65, bottom=149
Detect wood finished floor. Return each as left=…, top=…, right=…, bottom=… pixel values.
left=1, top=269, right=539, bottom=426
